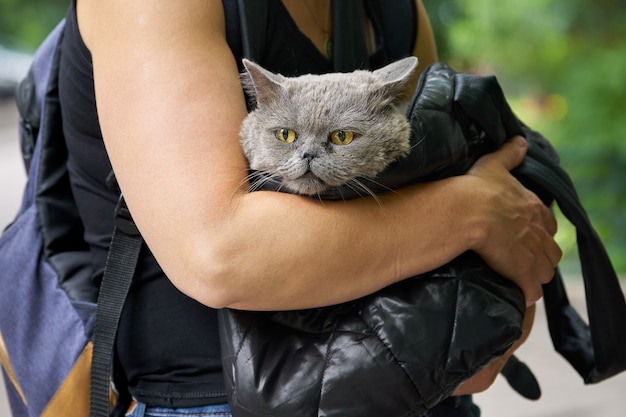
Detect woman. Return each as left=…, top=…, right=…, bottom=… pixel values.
left=60, top=0, right=560, bottom=415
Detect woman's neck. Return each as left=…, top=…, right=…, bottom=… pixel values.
left=282, top=0, right=332, bottom=58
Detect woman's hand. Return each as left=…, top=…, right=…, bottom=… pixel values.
left=465, top=136, right=562, bottom=305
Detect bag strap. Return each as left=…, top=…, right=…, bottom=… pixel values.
left=237, top=0, right=268, bottom=61
left=452, top=69, right=626, bottom=383
left=515, top=141, right=626, bottom=383
left=90, top=197, right=142, bottom=417
left=364, top=0, right=416, bottom=63
left=332, top=0, right=370, bottom=71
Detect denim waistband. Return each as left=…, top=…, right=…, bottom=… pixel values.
left=126, top=401, right=231, bottom=417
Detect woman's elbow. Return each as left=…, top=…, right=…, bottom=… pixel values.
left=164, top=239, right=248, bottom=309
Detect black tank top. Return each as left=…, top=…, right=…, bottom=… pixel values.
left=58, top=0, right=415, bottom=407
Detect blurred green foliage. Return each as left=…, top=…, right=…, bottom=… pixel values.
left=0, top=0, right=67, bottom=49
left=2, top=0, right=625, bottom=271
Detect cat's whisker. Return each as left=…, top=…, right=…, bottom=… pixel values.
left=267, top=173, right=289, bottom=193
left=359, top=177, right=398, bottom=196
left=237, top=171, right=280, bottom=194
left=274, top=179, right=288, bottom=194
left=246, top=172, right=268, bottom=193
left=409, top=134, right=426, bottom=151
left=234, top=170, right=255, bottom=193
left=334, top=186, right=347, bottom=202
left=230, top=170, right=257, bottom=202
left=230, top=170, right=262, bottom=206
left=348, top=179, right=384, bottom=207
left=341, top=181, right=363, bottom=200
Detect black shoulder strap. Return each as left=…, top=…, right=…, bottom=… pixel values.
left=90, top=197, right=142, bottom=417
left=221, top=0, right=270, bottom=66
left=365, top=0, right=417, bottom=62
left=333, top=0, right=370, bottom=71
left=237, top=0, right=269, bottom=61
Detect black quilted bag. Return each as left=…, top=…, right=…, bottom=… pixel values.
left=219, top=63, right=626, bottom=417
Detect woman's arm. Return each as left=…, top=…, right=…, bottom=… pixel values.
left=78, top=0, right=559, bottom=310
left=414, top=0, right=439, bottom=66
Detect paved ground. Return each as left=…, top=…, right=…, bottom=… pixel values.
left=1, top=98, right=625, bottom=416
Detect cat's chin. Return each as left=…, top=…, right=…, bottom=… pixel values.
left=284, top=173, right=329, bottom=196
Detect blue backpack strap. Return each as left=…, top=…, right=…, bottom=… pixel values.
left=15, top=19, right=66, bottom=207
left=2, top=18, right=98, bottom=417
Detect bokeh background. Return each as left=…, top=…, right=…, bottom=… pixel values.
left=1, top=0, right=625, bottom=416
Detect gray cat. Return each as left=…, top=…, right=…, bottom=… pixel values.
left=239, top=57, right=418, bottom=197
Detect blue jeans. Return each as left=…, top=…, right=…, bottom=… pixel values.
left=124, top=396, right=477, bottom=417
left=125, top=402, right=231, bottom=417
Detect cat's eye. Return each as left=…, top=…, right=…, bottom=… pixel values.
left=275, top=128, right=297, bottom=143
left=330, top=130, right=354, bottom=146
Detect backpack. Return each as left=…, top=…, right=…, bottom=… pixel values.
left=0, top=19, right=95, bottom=417
left=0, top=2, right=416, bottom=416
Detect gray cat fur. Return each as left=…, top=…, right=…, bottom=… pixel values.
left=239, top=57, right=418, bottom=196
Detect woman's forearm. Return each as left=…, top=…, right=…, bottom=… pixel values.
left=151, top=138, right=560, bottom=311
left=170, top=177, right=478, bottom=310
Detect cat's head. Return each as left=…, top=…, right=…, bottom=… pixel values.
left=239, top=56, right=418, bottom=196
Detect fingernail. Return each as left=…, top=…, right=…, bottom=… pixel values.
left=513, top=136, right=527, bottom=147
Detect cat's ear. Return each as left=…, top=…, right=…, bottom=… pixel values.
left=372, top=56, right=419, bottom=95
left=241, top=59, right=285, bottom=107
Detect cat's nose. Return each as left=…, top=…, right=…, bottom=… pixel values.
left=302, top=152, right=316, bottom=162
